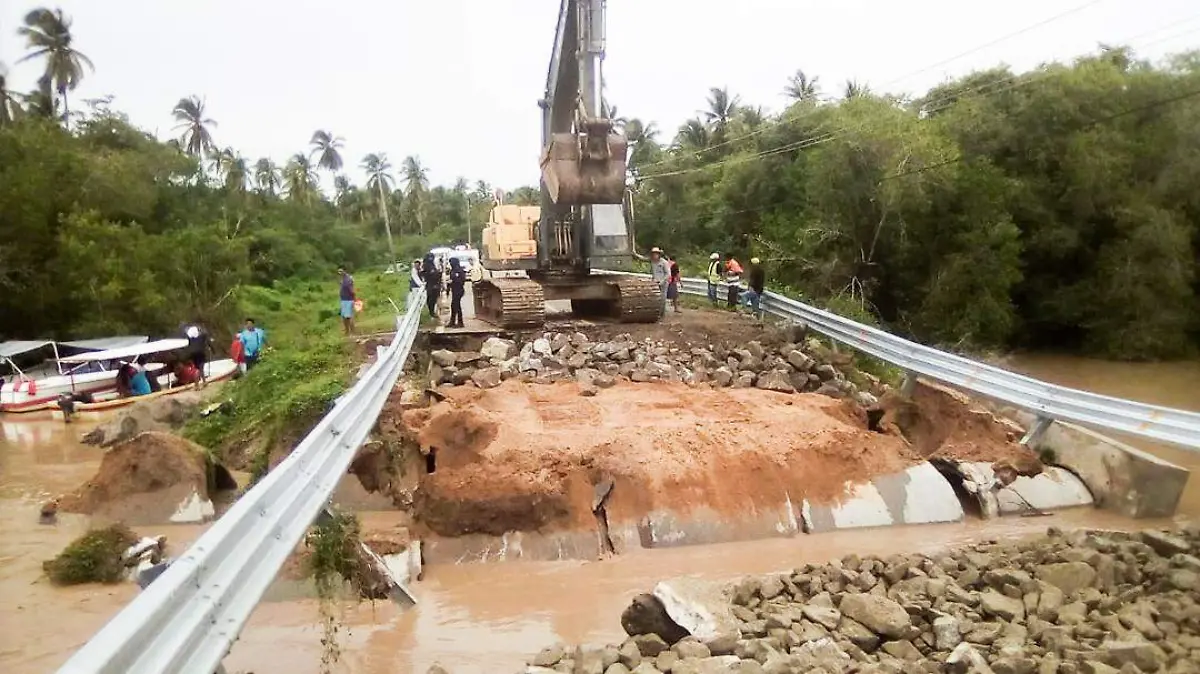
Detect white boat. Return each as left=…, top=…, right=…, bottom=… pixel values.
left=50, top=358, right=239, bottom=417
left=0, top=337, right=185, bottom=414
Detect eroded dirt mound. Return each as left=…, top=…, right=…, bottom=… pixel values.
left=60, top=431, right=213, bottom=525
left=879, top=383, right=1042, bottom=474
left=404, top=381, right=921, bottom=537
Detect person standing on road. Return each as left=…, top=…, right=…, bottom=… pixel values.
left=706, top=253, right=722, bottom=306
left=239, top=318, right=266, bottom=370
left=648, top=247, right=670, bottom=302
left=420, top=253, right=442, bottom=320
left=666, top=255, right=681, bottom=313
left=409, top=259, right=423, bottom=291
left=744, top=257, right=765, bottom=316
left=337, top=267, right=357, bottom=335
left=723, top=253, right=744, bottom=310
left=447, top=257, right=467, bottom=328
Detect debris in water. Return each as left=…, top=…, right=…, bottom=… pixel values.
left=39, top=498, right=58, bottom=525
left=43, top=524, right=139, bottom=585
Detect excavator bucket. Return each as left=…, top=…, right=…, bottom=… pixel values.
left=540, top=119, right=628, bottom=205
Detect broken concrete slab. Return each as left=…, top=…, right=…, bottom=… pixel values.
left=652, top=578, right=740, bottom=644
left=947, top=461, right=1094, bottom=517
left=1002, top=408, right=1189, bottom=518
left=801, top=461, right=963, bottom=533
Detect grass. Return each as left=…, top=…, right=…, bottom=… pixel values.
left=43, top=524, right=138, bottom=585
left=183, top=270, right=409, bottom=473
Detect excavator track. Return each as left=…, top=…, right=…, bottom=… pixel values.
left=606, top=275, right=665, bottom=324
left=474, top=278, right=546, bottom=329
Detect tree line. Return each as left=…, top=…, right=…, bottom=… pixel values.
left=620, top=49, right=1200, bottom=359
left=3, top=7, right=1197, bottom=360
left=0, top=7, right=534, bottom=341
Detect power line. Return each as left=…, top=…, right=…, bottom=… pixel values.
left=635, top=17, right=1200, bottom=183
left=633, top=10, right=1197, bottom=177
left=632, top=0, right=1111, bottom=172
left=632, top=86, right=1200, bottom=227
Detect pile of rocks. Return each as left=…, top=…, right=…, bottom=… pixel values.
left=428, top=332, right=879, bottom=405
left=497, top=526, right=1200, bottom=674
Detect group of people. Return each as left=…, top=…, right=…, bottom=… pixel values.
left=647, top=248, right=766, bottom=315
left=409, top=253, right=469, bottom=327
left=706, top=252, right=766, bottom=313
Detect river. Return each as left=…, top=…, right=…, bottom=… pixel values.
left=0, top=355, right=1196, bottom=674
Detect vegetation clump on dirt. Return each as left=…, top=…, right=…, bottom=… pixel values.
left=43, top=524, right=139, bottom=586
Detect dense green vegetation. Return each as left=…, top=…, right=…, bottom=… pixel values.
left=0, top=9, right=509, bottom=344
left=625, top=50, right=1200, bottom=359
left=182, top=274, right=403, bottom=469
left=5, top=6, right=1198, bottom=361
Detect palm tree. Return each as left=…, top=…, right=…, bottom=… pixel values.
left=702, top=87, right=740, bottom=131
left=784, top=69, right=820, bottom=102
left=283, top=153, right=318, bottom=204
left=844, top=79, right=870, bottom=100
left=207, top=146, right=234, bottom=180
left=17, top=8, right=93, bottom=125
left=676, top=118, right=710, bottom=151
left=172, top=96, right=216, bottom=157
left=27, top=75, right=56, bottom=119
left=0, top=62, right=17, bottom=127
left=309, top=129, right=344, bottom=173
left=401, top=156, right=430, bottom=234
left=362, top=153, right=396, bottom=260
left=224, top=154, right=249, bottom=193
left=602, top=101, right=628, bottom=131
left=334, top=175, right=352, bottom=203
left=253, top=158, right=281, bottom=195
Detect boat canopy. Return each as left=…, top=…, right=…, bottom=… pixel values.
left=57, top=336, right=149, bottom=355
left=0, top=341, right=53, bottom=360
left=58, top=338, right=190, bottom=364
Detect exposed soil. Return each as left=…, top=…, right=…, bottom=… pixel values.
left=400, top=380, right=921, bottom=537
left=879, top=382, right=1043, bottom=474
left=58, top=431, right=213, bottom=525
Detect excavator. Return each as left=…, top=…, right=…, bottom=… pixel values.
left=474, top=0, right=664, bottom=329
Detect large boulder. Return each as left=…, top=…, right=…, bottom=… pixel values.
left=621, top=593, right=690, bottom=645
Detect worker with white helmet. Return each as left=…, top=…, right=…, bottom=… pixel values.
left=648, top=247, right=670, bottom=305
left=705, top=253, right=722, bottom=306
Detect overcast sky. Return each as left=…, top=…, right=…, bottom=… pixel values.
left=2, top=0, right=1197, bottom=190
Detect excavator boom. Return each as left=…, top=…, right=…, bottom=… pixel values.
left=474, top=0, right=662, bottom=330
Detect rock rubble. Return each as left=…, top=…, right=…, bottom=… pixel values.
left=427, top=331, right=880, bottom=406
left=425, top=526, right=1200, bottom=674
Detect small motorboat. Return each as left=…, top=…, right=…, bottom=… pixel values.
left=0, top=337, right=154, bottom=413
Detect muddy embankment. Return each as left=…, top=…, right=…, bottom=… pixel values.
left=500, top=525, right=1200, bottom=674
left=354, top=320, right=1049, bottom=559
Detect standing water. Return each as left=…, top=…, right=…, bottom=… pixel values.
left=1, top=355, right=1197, bottom=674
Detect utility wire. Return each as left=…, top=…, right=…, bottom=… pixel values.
left=632, top=86, right=1200, bottom=225
left=633, top=10, right=1196, bottom=175
left=636, top=18, right=1200, bottom=183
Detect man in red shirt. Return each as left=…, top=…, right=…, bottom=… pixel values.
left=724, top=253, right=744, bottom=309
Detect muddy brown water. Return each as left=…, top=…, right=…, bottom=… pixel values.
left=1, top=354, right=1197, bottom=674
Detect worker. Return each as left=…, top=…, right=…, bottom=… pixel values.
left=127, top=362, right=152, bottom=397
left=667, top=255, right=681, bottom=313
left=337, top=267, right=357, bottom=336
left=409, top=259, right=423, bottom=291
left=648, top=247, right=670, bottom=303
left=724, top=253, right=744, bottom=310
left=706, top=253, right=722, bottom=306
left=230, top=333, right=246, bottom=375
left=239, top=318, right=266, bottom=370
left=744, top=257, right=765, bottom=316
left=420, top=253, right=442, bottom=319
left=183, top=323, right=211, bottom=387
left=447, top=257, right=467, bottom=328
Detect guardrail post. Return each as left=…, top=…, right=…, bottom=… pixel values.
left=1020, top=415, right=1053, bottom=447
left=900, top=371, right=919, bottom=397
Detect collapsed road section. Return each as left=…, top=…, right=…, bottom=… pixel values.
left=352, top=312, right=1129, bottom=563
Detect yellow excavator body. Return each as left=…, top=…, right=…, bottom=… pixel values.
left=481, top=204, right=540, bottom=263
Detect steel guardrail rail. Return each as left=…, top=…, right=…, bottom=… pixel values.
left=58, top=290, right=427, bottom=674
left=621, top=272, right=1200, bottom=451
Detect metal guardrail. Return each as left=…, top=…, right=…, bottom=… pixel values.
left=58, top=290, right=427, bottom=674
left=632, top=272, right=1200, bottom=451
